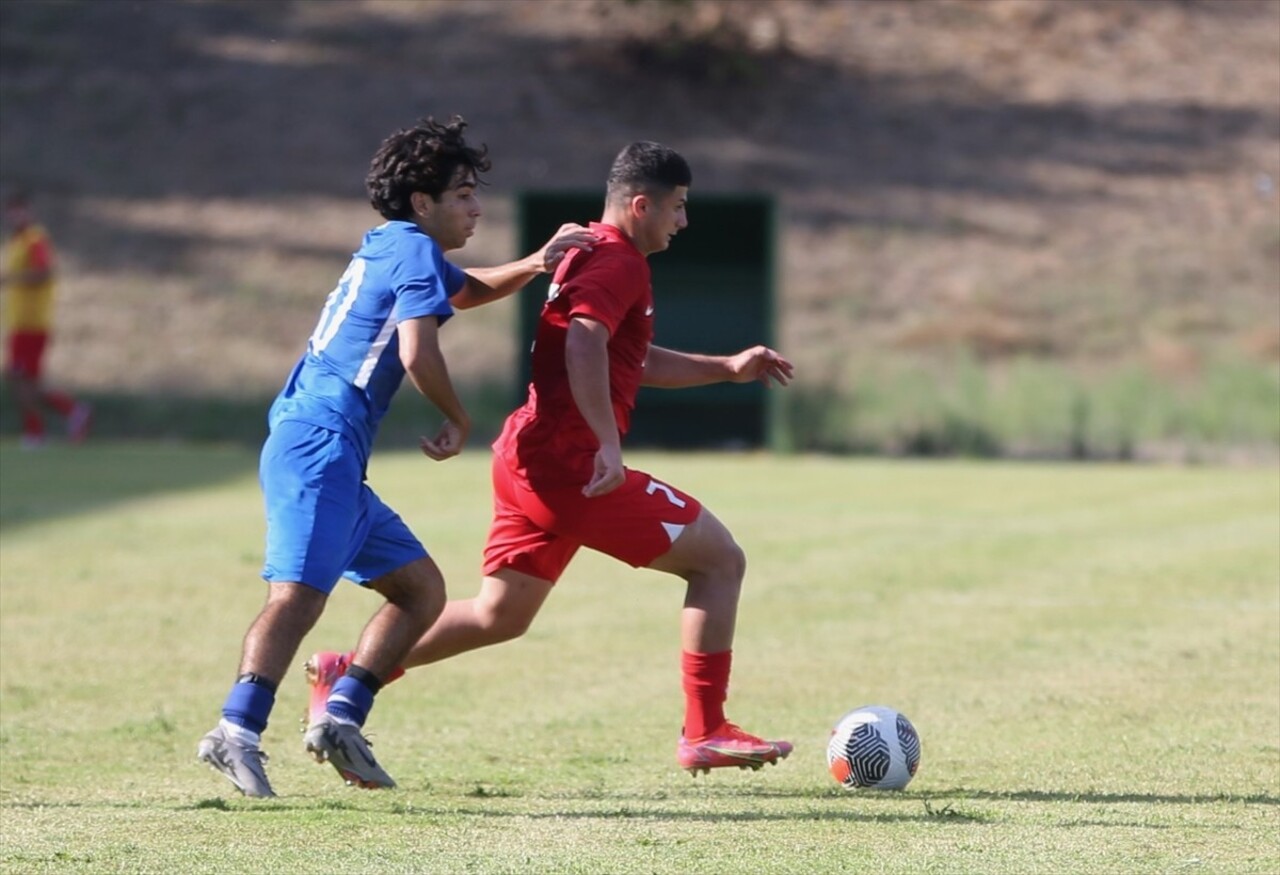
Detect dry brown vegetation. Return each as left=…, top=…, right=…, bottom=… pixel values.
left=1, top=0, right=1277, bottom=442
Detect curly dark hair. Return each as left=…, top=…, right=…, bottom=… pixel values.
left=366, top=115, right=492, bottom=220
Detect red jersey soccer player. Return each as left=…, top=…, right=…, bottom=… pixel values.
left=307, top=141, right=795, bottom=775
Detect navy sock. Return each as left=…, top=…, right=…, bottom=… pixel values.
left=221, top=674, right=277, bottom=735
left=327, top=673, right=377, bottom=727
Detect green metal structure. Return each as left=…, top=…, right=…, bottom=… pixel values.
left=516, top=192, right=778, bottom=449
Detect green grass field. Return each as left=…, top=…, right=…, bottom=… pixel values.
left=1, top=443, right=1277, bottom=874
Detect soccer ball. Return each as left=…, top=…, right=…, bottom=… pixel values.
left=826, top=705, right=921, bottom=791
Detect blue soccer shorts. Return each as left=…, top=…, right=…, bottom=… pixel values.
left=259, top=419, right=427, bottom=593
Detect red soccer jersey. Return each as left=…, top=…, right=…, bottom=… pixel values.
left=495, top=222, right=654, bottom=490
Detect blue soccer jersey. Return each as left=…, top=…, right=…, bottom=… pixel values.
left=268, top=221, right=466, bottom=461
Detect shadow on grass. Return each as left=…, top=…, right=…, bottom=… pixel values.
left=926, top=787, right=1280, bottom=806
left=1, top=797, right=950, bottom=825
left=531, top=785, right=1280, bottom=807
left=0, top=441, right=258, bottom=533
left=464, top=807, right=946, bottom=824
left=10, top=784, right=1275, bottom=827
left=0, top=383, right=516, bottom=450
left=0, top=382, right=516, bottom=532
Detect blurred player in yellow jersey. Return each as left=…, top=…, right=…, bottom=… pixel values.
left=1, top=192, right=90, bottom=448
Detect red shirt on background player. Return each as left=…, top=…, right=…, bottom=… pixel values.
left=308, top=141, right=798, bottom=776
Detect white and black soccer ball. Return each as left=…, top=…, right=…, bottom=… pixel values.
left=826, top=705, right=921, bottom=791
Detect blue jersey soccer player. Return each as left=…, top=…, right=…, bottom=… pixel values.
left=197, top=116, right=596, bottom=798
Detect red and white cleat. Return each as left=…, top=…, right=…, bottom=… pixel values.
left=677, top=721, right=793, bottom=776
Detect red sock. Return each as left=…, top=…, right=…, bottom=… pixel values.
left=681, top=649, right=732, bottom=740
left=44, top=390, right=75, bottom=417
left=344, top=650, right=406, bottom=686
left=21, top=409, right=44, bottom=440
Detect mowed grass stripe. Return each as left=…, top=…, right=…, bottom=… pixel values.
left=1, top=443, right=1276, bottom=874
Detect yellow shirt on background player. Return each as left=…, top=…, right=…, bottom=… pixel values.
left=3, top=223, right=56, bottom=333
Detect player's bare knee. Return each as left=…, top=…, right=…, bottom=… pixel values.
left=265, top=581, right=327, bottom=623
left=476, top=597, right=535, bottom=643
left=374, top=558, right=446, bottom=623
left=250, top=584, right=326, bottom=655
left=406, top=578, right=447, bottom=626
left=651, top=508, right=744, bottom=581
left=406, top=582, right=446, bottom=627
left=693, top=530, right=746, bottom=584
left=718, top=538, right=747, bottom=583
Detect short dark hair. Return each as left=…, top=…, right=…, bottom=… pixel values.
left=366, top=116, right=491, bottom=220
left=605, top=141, right=691, bottom=203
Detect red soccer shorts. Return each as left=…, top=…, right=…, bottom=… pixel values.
left=6, top=331, right=49, bottom=379
left=482, top=453, right=703, bottom=583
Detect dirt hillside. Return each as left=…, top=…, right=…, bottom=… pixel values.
left=1, top=0, right=1277, bottom=408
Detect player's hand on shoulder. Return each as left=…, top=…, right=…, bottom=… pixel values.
left=729, top=346, right=795, bottom=388
left=539, top=223, right=598, bottom=273
left=583, top=444, right=625, bottom=498
left=420, top=420, right=468, bottom=461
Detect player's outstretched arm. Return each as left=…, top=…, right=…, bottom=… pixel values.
left=450, top=223, right=598, bottom=310
left=398, top=315, right=471, bottom=460
left=726, top=345, right=795, bottom=387
left=641, top=344, right=794, bottom=389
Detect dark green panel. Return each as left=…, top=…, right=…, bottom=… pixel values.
left=517, top=192, right=776, bottom=449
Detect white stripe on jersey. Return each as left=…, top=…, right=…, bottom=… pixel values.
left=354, top=315, right=397, bottom=390
left=311, top=258, right=367, bottom=355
